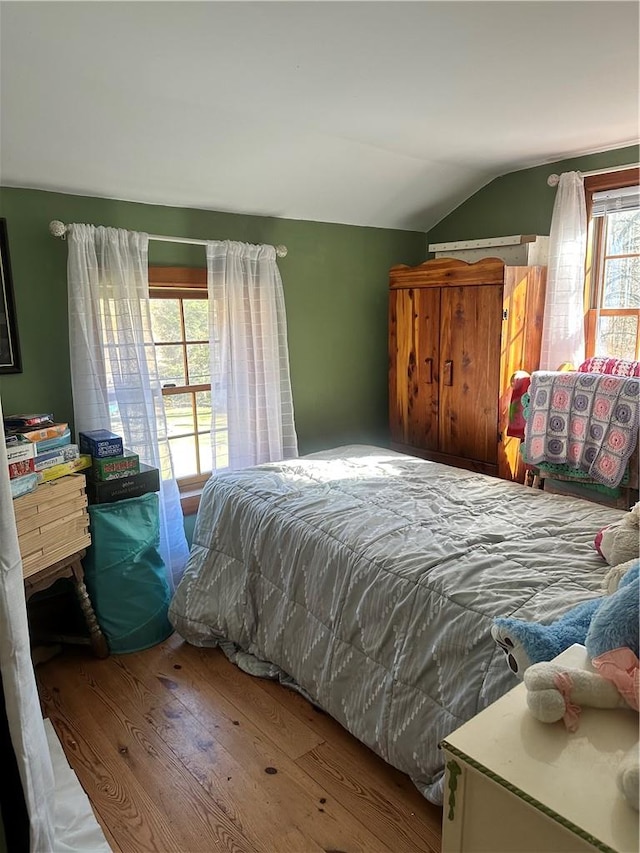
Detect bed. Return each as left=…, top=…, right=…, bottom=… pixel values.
left=168, top=445, right=625, bottom=805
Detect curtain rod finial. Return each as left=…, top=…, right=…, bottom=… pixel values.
left=275, top=245, right=287, bottom=258
left=547, top=174, right=560, bottom=188
left=49, top=220, right=67, bottom=238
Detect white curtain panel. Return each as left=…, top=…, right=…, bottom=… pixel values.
left=206, top=241, right=298, bottom=471
left=540, top=171, right=587, bottom=370
left=0, top=400, right=56, bottom=852
left=67, top=225, right=189, bottom=589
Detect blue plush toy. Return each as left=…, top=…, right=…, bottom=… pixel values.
left=517, top=560, right=640, bottom=811
left=492, top=559, right=640, bottom=678
left=492, top=598, right=602, bottom=677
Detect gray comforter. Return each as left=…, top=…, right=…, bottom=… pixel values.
left=169, top=445, right=623, bottom=804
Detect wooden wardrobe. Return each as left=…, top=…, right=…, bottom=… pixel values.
left=388, top=257, right=547, bottom=481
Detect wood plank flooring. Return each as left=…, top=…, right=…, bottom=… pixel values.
left=37, top=633, right=443, bottom=853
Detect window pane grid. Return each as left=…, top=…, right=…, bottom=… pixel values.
left=604, top=207, right=640, bottom=256
left=595, top=314, right=639, bottom=360
left=602, top=252, right=639, bottom=261
left=599, top=214, right=640, bottom=310
left=602, top=257, right=640, bottom=308
left=179, top=298, right=189, bottom=385
left=165, top=390, right=212, bottom=478
left=587, top=197, right=640, bottom=360
left=151, top=280, right=222, bottom=485
left=194, top=428, right=202, bottom=477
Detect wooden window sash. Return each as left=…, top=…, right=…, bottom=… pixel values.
left=155, top=339, right=209, bottom=347
left=150, top=287, right=206, bottom=300
left=583, top=169, right=640, bottom=356
left=585, top=308, right=640, bottom=359
left=584, top=168, right=640, bottom=217
left=161, top=382, right=210, bottom=396
left=178, top=473, right=210, bottom=492
left=602, top=251, right=640, bottom=262
left=149, top=265, right=218, bottom=493
left=149, top=266, right=207, bottom=287
left=585, top=215, right=605, bottom=311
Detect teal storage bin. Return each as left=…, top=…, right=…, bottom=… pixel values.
left=83, top=492, right=173, bottom=653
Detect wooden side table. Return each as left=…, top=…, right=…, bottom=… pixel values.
left=13, top=474, right=109, bottom=659
left=23, top=549, right=109, bottom=659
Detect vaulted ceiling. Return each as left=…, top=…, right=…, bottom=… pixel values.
left=1, top=1, right=638, bottom=231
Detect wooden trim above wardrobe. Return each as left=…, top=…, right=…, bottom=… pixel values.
left=389, top=257, right=506, bottom=289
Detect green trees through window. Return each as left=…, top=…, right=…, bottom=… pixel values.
left=149, top=268, right=227, bottom=485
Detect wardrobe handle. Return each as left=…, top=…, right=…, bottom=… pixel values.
left=424, top=358, right=433, bottom=384
left=443, top=360, right=453, bottom=386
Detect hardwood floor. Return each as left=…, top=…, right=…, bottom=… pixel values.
left=36, top=634, right=443, bottom=853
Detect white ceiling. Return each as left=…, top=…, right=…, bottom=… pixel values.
left=1, top=1, right=638, bottom=232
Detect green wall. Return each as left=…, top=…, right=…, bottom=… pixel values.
left=427, top=144, right=639, bottom=248
left=0, top=188, right=425, bottom=455
left=2, top=145, right=637, bottom=460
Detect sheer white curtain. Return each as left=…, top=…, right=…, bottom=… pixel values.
left=540, top=171, right=588, bottom=370
left=67, top=225, right=189, bottom=589
left=0, top=401, right=55, bottom=852
left=206, top=241, right=298, bottom=470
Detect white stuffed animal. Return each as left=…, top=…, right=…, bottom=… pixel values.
left=596, top=501, right=640, bottom=574
left=524, top=562, right=639, bottom=810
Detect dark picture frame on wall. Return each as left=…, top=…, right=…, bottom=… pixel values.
left=0, top=218, right=21, bottom=374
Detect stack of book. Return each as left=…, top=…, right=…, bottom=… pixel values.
left=79, top=429, right=160, bottom=504
left=4, top=413, right=92, bottom=498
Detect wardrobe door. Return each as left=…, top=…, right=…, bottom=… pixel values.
left=439, top=285, right=503, bottom=464
left=389, top=286, right=440, bottom=451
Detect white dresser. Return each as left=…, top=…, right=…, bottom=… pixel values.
left=441, top=645, right=639, bottom=852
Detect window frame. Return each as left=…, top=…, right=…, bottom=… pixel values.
left=149, top=265, right=212, bottom=514
left=583, top=168, right=640, bottom=360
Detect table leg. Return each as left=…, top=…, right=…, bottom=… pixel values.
left=70, top=560, right=109, bottom=659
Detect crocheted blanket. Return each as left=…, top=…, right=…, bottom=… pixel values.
left=523, top=370, right=640, bottom=488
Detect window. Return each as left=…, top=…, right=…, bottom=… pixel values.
left=584, top=169, right=640, bottom=360
left=148, top=267, right=227, bottom=499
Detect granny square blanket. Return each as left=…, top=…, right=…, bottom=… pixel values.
left=524, top=370, right=640, bottom=488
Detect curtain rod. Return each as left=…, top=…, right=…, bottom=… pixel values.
left=48, top=220, right=288, bottom=258
left=547, top=162, right=639, bottom=187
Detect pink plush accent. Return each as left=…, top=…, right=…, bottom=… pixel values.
left=592, top=648, right=640, bottom=711
left=578, top=357, right=640, bottom=377
left=553, top=670, right=581, bottom=732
